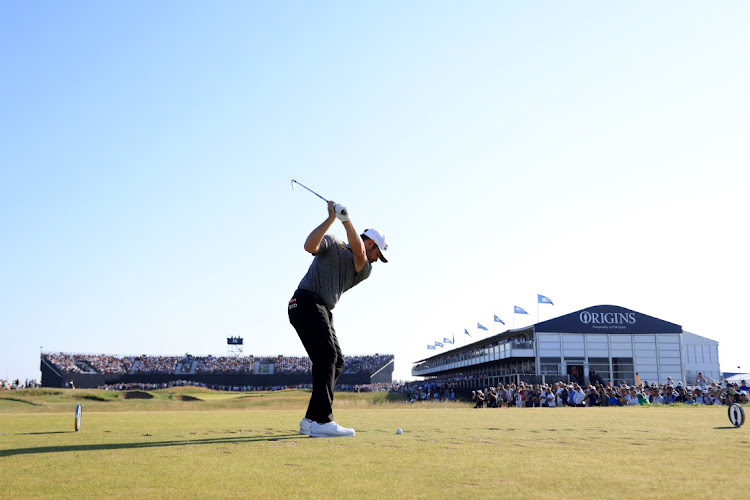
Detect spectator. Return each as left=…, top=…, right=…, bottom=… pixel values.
left=542, top=387, right=555, bottom=407
left=607, top=388, right=621, bottom=406
left=674, top=387, right=690, bottom=404
left=662, top=387, right=677, bottom=404
left=694, top=389, right=711, bottom=405
left=555, top=382, right=567, bottom=407
left=472, top=390, right=485, bottom=408
left=573, top=384, right=586, bottom=407
left=583, top=387, right=599, bottom=407
left=598, top=386, right=609, bottom=407
left=515, top=387, right=525, bottom=408
left=648, top=387, right=664, bottom=404
left=696, top=373, right=708, bottom=392
left=567, top=385, right=577, bottom=407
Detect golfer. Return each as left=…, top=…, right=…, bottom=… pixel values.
left=288, top=200, right=388, bottom=438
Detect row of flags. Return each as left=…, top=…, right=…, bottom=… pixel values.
left=427, top=294, right=554, bottom=349
left=427, top=336, right=455, bottom=350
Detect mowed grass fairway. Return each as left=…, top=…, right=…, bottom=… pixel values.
left=1, top=389, right=747, bottom=499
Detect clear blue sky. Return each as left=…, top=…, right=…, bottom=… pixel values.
left=2, top=2, right=748, bottom=383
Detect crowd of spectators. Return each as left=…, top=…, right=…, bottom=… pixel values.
left=195, top=356, right=255, bottom=374
left=260, top=355, right=310, bottom=373
left=97, top=380, right=397, bottom=393
left=100, top=380, right=219, bottom=391
left=343, top=355, right=393, bottom=374
left=490, top=335, right=529, bottom=347
left=1, top=378, right=41, bottom=390
left=132, top=356, right=183, bottom=373
left=387, top=379, right=459, bottom=402
left=469, top=378, right=750, bottom=408
left=44, top=353, right=136, bottom=374
left=414, top=338, right=533, bottom=372
left=43, top=353, right=94, bottom=373
left=98, top=380, right=311, bottom=391
left=44, top=352, right=393, bottom=375
left=338, top=383, right=394, bottom=392
left=87, top=354, right=135, bottom=374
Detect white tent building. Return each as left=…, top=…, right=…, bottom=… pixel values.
left=724, top=373, right=750, bottom=384
left=682, top=331, right=721, bottom=386
left=413, top=305, right=721, bottom=388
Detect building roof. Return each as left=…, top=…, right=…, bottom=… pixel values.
left=535, top=305, right=682, bottom=334
left=682, top=331, right=718, bottom=345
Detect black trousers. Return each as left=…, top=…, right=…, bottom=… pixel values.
left=288, top=289, right=345, bottom=424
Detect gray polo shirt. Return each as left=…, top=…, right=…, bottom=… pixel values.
left=297, top=234, right=372, bottom=310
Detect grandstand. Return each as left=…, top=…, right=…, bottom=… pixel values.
left=40, top=352, right=394, bottom=389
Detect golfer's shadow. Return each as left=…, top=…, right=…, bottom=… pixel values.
left=0, top=433, right=301, bottom=457
left=14, top=431, right=73, bottom=435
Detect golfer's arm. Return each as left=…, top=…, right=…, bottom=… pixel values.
left=343, top=221, right=366, bottom=272
left=304, top=216, right=336, bottom=254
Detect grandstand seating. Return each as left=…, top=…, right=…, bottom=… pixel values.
left=42, top=353, right=393, bottom=376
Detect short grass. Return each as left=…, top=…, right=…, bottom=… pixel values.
left=1, top=389, right=747, bottom=499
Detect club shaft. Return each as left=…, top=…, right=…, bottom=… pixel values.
left=291, top=180, right=328, bottom=202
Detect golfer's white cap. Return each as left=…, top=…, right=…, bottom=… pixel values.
left=364, top=228, right=389, bottom=263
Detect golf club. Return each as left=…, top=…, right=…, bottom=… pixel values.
left=291, top=180, right=347, bottom=217
left=291, top=180, right=328, bottom=202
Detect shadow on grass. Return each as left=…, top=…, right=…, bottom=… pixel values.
left=0, top=398, right=40, bottom=406
left=713, top=426, right=743, bottom=430
left=14, top=431, right=75, bottom=436
left=81, top=394, right=111, bottom=402
left=0, top=433, right=302, bottom=457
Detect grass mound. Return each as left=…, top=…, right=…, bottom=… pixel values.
left=24, top=389, right=64, bottom=396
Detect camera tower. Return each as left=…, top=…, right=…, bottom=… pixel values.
left=227, top=336, right=244, bottom=356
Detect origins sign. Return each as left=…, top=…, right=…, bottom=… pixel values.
left=579, top=311, right=637, bottom=330
left=535, top=305, right=682, bottom=334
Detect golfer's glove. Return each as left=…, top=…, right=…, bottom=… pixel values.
left=334, top=204, right=349, bottom=222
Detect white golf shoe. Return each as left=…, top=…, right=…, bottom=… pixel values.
left=299, top=418, right=312, bottom=435
left=309, top=421, right=355, bottom=438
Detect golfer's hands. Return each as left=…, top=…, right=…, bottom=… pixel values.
left=334, top=204, right=349, bottom=222
left=326, top=201, right=349, bottom=223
